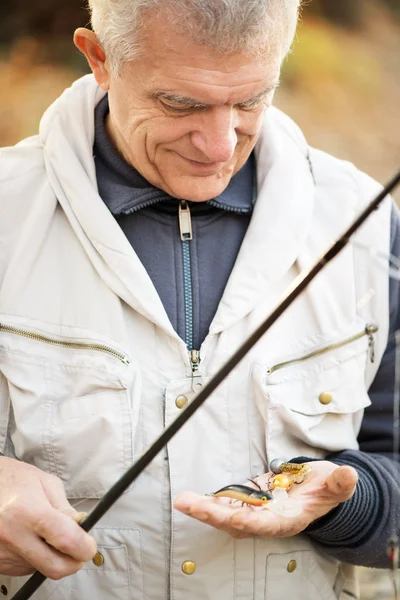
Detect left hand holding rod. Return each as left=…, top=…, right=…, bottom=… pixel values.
left=174, top=461, right=358, bottom=539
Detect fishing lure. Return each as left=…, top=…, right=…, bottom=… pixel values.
left=211, top=462, right=312, bottom=507
left=268, top=460, right=312, bottom=491
left=212, top=484, right=273, bottom=506
left=210, top=479, right=303, bottom=518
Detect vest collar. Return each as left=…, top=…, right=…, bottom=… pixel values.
left=40, top=76, right=315, bottom=338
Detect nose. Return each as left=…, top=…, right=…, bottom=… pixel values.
left=190, top=107, right=238, bottom=163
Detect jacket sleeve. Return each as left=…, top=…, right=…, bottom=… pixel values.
left=303, top=203, right=400, bottom=568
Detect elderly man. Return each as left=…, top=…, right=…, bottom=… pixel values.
left=0, top=0, right=399, bottom=598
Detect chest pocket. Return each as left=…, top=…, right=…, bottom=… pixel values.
left=252, top=323, right=375, bottom=463
left=0, top=318, right=139, bottom=499
left=265, top=550, right=339, bottom=600
left=2, top=527, right=144, bottom=600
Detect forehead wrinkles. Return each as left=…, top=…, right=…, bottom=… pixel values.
left=135, top=20, right=281, bottom=105
left=155, top=48, right=277, bottom=76
left=166, top=64, right=272, bottom=84
left=146, top=34, right=279, bottom=78
left=143, top=6, right=284, bottom=67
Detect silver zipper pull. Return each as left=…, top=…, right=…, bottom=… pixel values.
left=190, top=349, right=203, bottom=393
left=366, top=324, right=378, bottom=363
left=179, top=201, right=193, bottom=241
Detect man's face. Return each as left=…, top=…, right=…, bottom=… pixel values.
left=104, top=17, right=282, bottom=201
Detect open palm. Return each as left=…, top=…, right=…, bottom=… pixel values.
left=174, top=462, right=358, bottom=539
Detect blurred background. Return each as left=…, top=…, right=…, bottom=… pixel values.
left=0, top=2, right=399, bottom=597
left=0, top=0, right=399, bottom=200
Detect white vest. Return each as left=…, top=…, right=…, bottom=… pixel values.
left=0, top=75, right=392, bottom=600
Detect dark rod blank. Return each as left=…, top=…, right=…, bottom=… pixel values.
left=11, top=169, right=400, bottom=600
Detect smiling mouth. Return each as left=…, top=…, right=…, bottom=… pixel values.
left=177, top=153, right=225, bottom=172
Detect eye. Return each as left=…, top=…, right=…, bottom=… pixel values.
left=160, top=101, right=192, bottom=114
left=237, top=100, right=265, bottom=112
left=261, top=496, right=268, bottom=502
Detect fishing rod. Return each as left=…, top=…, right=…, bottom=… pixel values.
left=11, top=168, right=400, bottom=600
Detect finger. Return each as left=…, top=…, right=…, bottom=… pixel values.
left=175, top=492, right=246, bottom=528
left=229, top=508, right=281, bottom=536
left=34, top=507, right=97, bottom=563
left=41, top=474, right=86, bottom=522
left=40, top=476, right=96, bottom=559
left=0, top=546, right=36, bottom=577
left=174, top=491, right=211, bottom=512
left=175, top=492, right=283, bottom=537
left=324, top=466, right=358, bottom=502
left=41, top=474, right=78, bottom=516
left=17, top=536, right=86, bottom=581
left=0, top=514, right=87, bottom=580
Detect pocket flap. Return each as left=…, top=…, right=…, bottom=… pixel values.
left=264, top=333, right=371, bottom=416
left=270, top=358, right=371, bottom=416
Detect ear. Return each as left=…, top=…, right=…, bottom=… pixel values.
left=74, top=28, right=110, bottom=90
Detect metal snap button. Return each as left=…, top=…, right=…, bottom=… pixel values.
left=319, top=392, right=333, bottom=405
left=176, top=395, right=189, bottom=409
left=287, top=559, right=297, bottom=573
left=92, top=552, right=105, bottom=567
left=0, top=585, right=8, bottom=596
left=182, top=561, right=196, bottom=575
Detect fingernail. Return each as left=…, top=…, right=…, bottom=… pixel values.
left=74, top=512, right=88, bottom=524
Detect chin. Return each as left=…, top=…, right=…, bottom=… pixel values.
left=168, top=176, right=231, bottom=203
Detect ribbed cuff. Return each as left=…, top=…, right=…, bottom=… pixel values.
left=305, top=453, right=383, bottom=547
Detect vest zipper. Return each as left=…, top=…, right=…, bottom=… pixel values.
left=266, top=324, right=378, bottom=376
left=190, top=349, right=203, bottom=392
left=0, top=323, right=130, bottom=365
left=178, top=201, right=203, bottom=391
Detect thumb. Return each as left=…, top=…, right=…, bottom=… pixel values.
left=40, top=473, right=82, bottom=519
left=325, top=465, right=358, bottom=502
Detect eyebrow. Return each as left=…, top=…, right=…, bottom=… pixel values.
left=151, top=83, right=279, bottom=109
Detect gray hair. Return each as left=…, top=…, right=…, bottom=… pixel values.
left=88, top=0, right=302, bottom=74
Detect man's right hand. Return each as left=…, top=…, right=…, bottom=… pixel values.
left=0, top=457, right=97, bottom=580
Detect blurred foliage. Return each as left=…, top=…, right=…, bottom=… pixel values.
left=0, top=0, right=399, bottom=201
left=309, top=0, right=400, bottom=24
left=307, top=0, right=365, bottom=27
left=277, top=1, right=400, bottom=201
left=282, top=20, right=381, bottom=91
left=0, top=1, right=87, bottom=45
left=0, top=0, right=399, bottom=58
